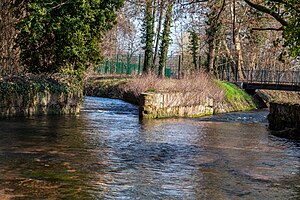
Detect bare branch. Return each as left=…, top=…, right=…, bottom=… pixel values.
left=252, top=27, right=284, bottom=31
left=243, top=0, right=288, bottom=26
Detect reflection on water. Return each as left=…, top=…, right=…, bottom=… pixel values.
left=0, top=97, right=299, bottom=199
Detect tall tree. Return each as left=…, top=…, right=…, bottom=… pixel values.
left=158, top=0, right=174, bottom=77
left=206, top=0, right=225, bottom=74
left=153, top=0, right=166, bottom=68
left=142, top=0, right=155, bottom=73
left=243, top=0, right=300, bottom=57
left=188, top=30, right=199, bottom=70
left=0, top=0, right=23, bottom=75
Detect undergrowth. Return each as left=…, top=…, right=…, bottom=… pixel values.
left=121, top=71, right=224, bottom=102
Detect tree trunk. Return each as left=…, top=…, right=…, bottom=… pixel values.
left=229, top=0, right=244, bottom=81
left=143, top=0, right=155, bottom=73
left=234, top=28, right=245, bottom=80
left=0, top=0, right=20, bottom=75
left=158, top=0, right=173, bottom=77
left=207, top=35, right=216, bottom=74
left=153, top=0, right=165, bottom=69
left=222, top=39, right=236, bottom=75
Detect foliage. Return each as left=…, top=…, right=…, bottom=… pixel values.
left=158, top=0, right=174, bottom=77
left=282, top=1, right=300, bottom=58
left=216, top=81, right=254, bottom=103
left=264, top=0, right=300, bottom=57
left=0, top=75, right=82, bottom=99
left=141, top=0, right=155, bottom=73
left=85, top=78, right=129, bottom=99
left=17, top=0, right=124, bottom=74
left=244, top=0, right=300, bottom=58
left=188, top=30, right=199, bottom=70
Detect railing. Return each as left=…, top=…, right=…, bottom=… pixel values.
left=243, top=70, right=300, bottom=85
left=220, top=69, right=300, bottom=86
left=96, top=54, right=299, bottom=87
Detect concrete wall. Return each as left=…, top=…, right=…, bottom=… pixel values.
left=139, top=92, right=255, bottom=118
left=0, top=90, right=83, bottom=117
left=268, top=102, right=300, bottom=131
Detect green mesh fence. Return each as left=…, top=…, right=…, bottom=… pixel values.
left=95, top=54, right=173, bottom=77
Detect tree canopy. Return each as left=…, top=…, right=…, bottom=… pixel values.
left=244, top=0, right=300, bottom=57
left=17, top=0, right=124, bottom=74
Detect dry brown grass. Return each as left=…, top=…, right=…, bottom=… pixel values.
left=121, top=70, right=224, bottom=101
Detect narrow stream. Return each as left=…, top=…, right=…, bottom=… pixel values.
left=0, top=96, right=299, bottom=199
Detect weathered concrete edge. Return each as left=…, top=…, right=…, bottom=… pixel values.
left=268, top=102, right=300, bottom=135
left=0, top=82, right=83, bottom=118
left=138, top=91, right=255, bottom=119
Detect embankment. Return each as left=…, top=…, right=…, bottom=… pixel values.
left=259, top=90, right=300, bottom=135
left=85, top=78, right=256, bottom=118
left=0, top=75, right=83, bottom=117
left=268, top=102, right=300, bottom=133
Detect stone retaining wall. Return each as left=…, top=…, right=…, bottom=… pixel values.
left=139, top=92, right=255, bottom=118
left=268, top=102, right=300, bottom=131
left=0, top=91, right=82, bottom=117
left=0, top=78, right=83, bottom=117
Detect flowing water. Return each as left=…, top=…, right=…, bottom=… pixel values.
left=0, top=97, right=299, bottom=199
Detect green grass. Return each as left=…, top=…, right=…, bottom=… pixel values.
left=215, top=80, right=256, bottom=110
left=216, top=81, right=251, bottom=101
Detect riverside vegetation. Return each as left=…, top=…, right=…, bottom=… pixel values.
left=0, top=0, right=123, bottom=117
left=0, top=73, right=84, bottom=117
left=85, top=71, right=257, bottom=118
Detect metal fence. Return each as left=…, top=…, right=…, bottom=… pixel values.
left=243, top=70, right=300, bottom=85
left=96, top=54, right=300, bottom=86
left=219, top=68, right=300, bottom=85
left=95, top=54, right=173, bottom=78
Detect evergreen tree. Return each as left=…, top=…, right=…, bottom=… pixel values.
left=188, top=30, right=199, bottom=70
left=17, top=0, right=124, bottom=74
left=141, top=0, right=155, bottom=73
left=158, top=0, right=174, bottom=77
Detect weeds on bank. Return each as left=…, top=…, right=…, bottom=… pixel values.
left=120, top=71, right=224, bottom=102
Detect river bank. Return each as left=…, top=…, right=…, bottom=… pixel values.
left=258, top=90, right=300, bottom=136
left=1, top=96, right=299, bottom=199
left=0, top=74, right=83, bottom=117
left=85, top=76, right=256, bottom=118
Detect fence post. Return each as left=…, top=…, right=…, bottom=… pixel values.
left=116, top=54, right=119, bottom=74
left=105, top=60, right=109, bottom=74
left=121, top=55, right=124, bottom=74
left=178, top=55, right=181, bottom=79
left=138, top=54, right=141, bottom=75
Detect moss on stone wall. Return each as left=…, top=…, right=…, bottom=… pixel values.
left=268, top=102, right=300, bottom=130
left=0, top=75, right=83, bottom=117
left=86, top=78, right=257, bottom=119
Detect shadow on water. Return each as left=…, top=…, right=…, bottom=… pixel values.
left=0, top=96, right=299, bottom=199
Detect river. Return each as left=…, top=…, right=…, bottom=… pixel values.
left=0, top=96, right=299, bottom=199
